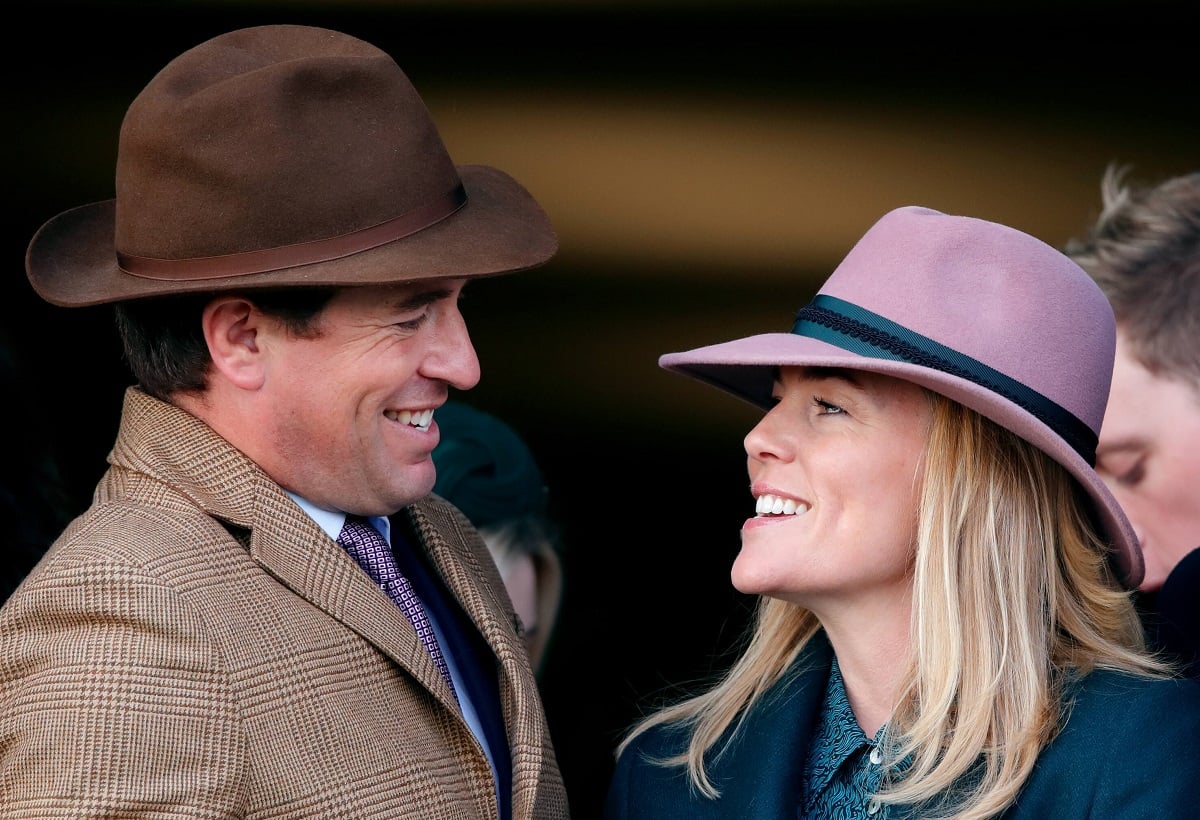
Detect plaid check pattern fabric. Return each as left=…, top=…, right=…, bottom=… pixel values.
left=338, top=515, right=458, bottom=698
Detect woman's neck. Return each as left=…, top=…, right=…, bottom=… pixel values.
left=817, top=588, right=913, bottom=737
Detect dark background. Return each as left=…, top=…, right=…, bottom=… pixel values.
left=5, top=2, right=1197, bottom=817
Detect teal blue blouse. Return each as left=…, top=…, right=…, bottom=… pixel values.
left=801, top=659, right=890, bottom=818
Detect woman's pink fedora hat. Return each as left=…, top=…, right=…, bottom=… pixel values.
left=660, top=205, right=1142, bottom=589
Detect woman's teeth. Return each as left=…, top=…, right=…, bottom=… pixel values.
left=755, top=493, right=809, bottom=516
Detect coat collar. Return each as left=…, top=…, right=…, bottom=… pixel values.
left=104, top=387, right=525, bottom=713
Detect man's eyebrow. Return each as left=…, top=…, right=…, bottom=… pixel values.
left=388, top=286, right=455, bottom=311
left=1095, top=438, right=1145, bottom=457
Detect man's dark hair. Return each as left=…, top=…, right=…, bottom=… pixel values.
left=114, top=287, right=338, bottom=399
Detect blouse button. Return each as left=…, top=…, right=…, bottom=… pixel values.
left=867, top=798, right=882, bottom=815
left=869, top=746, right=883, bottom=765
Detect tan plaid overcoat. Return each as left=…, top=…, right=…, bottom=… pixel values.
left=0, top=387, right=570, bottom=818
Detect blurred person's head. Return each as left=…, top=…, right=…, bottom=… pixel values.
left=1066, top=165, right=1200, bottom=592
left=432, top=401, right=562, bottom=673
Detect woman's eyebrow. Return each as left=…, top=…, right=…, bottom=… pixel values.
left=804, top=367, right=866, bottom=390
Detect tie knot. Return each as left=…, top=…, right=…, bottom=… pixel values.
left=335, top=514, right=459, bottom=698
left=337, top=515, right=400, bottom=587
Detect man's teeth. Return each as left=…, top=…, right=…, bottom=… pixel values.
left=755, top=493, right=809, bottom=516
left=385, top=408, right=434, bottom=431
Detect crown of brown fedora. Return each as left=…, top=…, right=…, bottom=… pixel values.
left=26, top=24, right=556, bottom=307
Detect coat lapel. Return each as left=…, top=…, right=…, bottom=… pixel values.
left=105, top=388, right=565, bottom=816
left=408, top=498, right=554, bottom=816
left=108, top=387, right=457, bottom=707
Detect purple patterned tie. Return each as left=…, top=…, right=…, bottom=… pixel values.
left=337, top=515, right=457, bottom=698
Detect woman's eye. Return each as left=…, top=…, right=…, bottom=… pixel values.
left=813, top=397, right=844, bottom=415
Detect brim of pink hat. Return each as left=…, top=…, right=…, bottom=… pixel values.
left=659, top=331, right=1143, bottom=589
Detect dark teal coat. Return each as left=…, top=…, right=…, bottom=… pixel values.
left=605, top=633, right=1200, bottom=819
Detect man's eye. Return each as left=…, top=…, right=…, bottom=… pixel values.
left=1116, top=461, right=1146, bottom=487
left=393, top=314, right=428, bottom=331
left=1098, top=455, right=1145, bottom=487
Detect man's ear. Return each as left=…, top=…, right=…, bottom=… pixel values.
left=202, top=296, right=266, bottom=390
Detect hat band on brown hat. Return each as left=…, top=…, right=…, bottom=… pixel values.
left=116, top=184, right=468, bottom=282
left=794, top=294, right=1099, bottom=465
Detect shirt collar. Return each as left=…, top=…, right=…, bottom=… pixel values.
left=285, top=491, right=392, bottom=544
left=805, top=656, right=874, bottom=798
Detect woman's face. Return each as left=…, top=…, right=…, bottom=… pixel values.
left=736, top=366, right=932, bottom=615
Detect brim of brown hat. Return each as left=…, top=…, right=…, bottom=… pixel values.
left=26, top=164, right=556, bottom=307
left=659, top=332, right=1144, bottom=590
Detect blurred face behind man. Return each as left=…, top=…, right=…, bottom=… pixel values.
left=1095, top=333, right=1200, bottom=592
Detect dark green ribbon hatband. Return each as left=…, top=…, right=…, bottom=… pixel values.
left=792, top=294, right=1097, bottom=465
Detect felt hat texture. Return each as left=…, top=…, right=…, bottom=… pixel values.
left=660, top=205, right=1143, bottom=588
left=26, top=24, right=556, bottom=307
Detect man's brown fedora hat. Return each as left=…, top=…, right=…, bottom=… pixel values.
left=26, top=24, right=557, bottom=307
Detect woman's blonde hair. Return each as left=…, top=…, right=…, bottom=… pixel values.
left=615, top=392, right=1165, bottom=819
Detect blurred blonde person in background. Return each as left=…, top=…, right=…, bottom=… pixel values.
left=434, top=400, right=563, bottom=676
